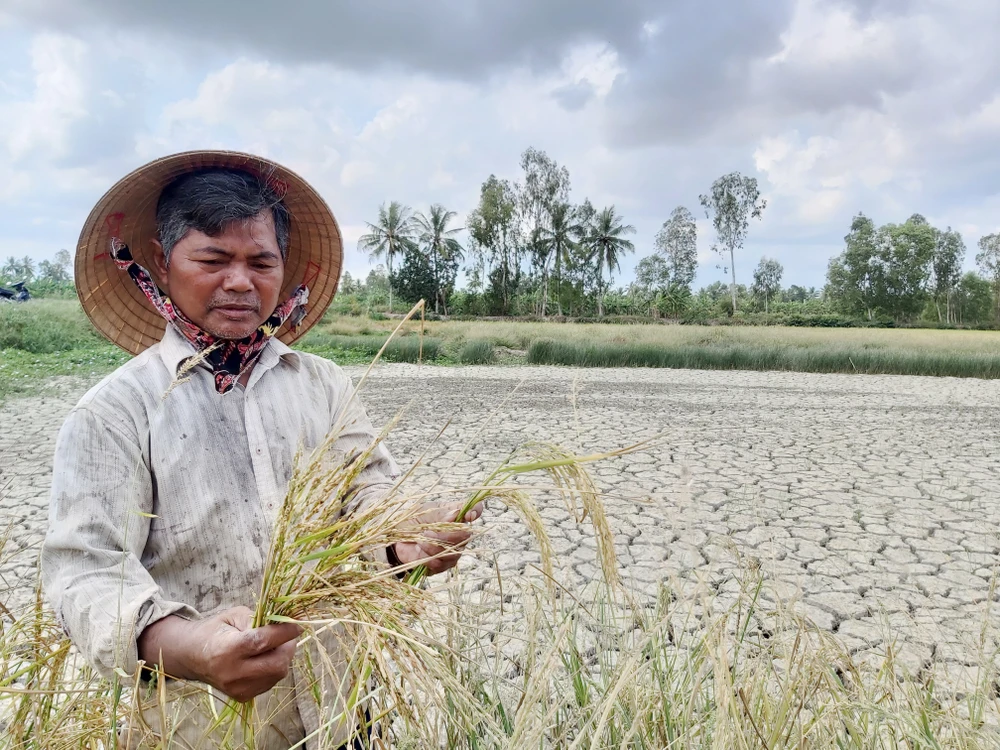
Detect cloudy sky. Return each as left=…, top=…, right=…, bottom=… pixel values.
left=1, top=0, right=998, bottom=289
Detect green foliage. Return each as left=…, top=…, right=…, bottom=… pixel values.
left=0, top=300, right=105, bottom=353
left=467, top=175, right=522, bottom=315
left=653, top=205, right=698, bottom=290
left=389, top=246, right=442, bottom=311
left=976, top=232, right=1000, bottom=318
left=582, top=205, right=636, bottom=316
left=413, top=204, right=464, bottom=315
left=826, top=214, right=990, bottom=324
left=699, top=172, right=767, bottom=311
left=528, top=338, right=1000, bottom=378
left=751, top=257, right=783, bottom=313
left=0, top=300, right=125, bottom=403
left=930, top=227, right=965, bottom=323
left=299, top=333, right=441, bottom=363
left=458, top=339, right=495, bottom=365
left=953, top=271, right=994, bottom=325
left=358, top=201, right=419, bottom=312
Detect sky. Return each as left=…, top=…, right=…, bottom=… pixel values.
left=1, top=0, right=999, bottom=290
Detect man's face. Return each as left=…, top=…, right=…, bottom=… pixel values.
left=153, top=211, right=285, bottom=339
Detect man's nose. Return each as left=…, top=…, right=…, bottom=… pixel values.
left=221, top=264, right=254, bottom=293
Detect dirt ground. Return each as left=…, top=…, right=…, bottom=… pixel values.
left=2, top=363, right=999, bottom=680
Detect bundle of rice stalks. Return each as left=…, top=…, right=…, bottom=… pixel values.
left=232, top=395, right=651, bottom=745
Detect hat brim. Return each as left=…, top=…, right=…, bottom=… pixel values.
left=76, top=150, right=341, bottom=355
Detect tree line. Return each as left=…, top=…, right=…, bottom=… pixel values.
left=356, top=147, right=781, bottom=321
left=349, top=146, right=999, bottom=327
left=6, top=150, right=999, bottom=328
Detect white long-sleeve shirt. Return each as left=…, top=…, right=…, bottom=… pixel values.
left=41, top=325, right=399, bottom=680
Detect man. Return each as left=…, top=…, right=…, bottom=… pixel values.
left=41, top=151, right=482, bottom=748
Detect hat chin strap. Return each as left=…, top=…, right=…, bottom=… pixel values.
left=109, top=237, right=309, bottom=393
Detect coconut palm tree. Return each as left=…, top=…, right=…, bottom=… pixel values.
left=414, top=204, right=465, bottom=315
left=538, top=202, right=583, bottom=316
left=358, top=201, right=418, bottom=312
left=584, top=206, right=636, bottom=317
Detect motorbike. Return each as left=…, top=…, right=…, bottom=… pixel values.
left=0, top=281, right=31, bottom=302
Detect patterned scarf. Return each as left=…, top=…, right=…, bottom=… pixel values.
left=109, top=238, right=309, bottom=394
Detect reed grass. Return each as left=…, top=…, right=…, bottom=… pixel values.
left=528, top=338, right=1000, bottom=378
left=458, top=340, right=495, bottom=365
left=298, top=333, right=441, bottom=363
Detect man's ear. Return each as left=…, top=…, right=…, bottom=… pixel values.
left=151, top=239, right=169, bottom=291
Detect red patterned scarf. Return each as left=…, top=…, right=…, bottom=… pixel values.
left=109, top=238, right=309, bottom=394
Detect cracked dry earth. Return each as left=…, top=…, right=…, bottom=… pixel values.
left=2, top=364, right=1000, bottom=684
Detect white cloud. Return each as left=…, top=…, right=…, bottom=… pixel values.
left=2, top=0, right=1000, bottom=291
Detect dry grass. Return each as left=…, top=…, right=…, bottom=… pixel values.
left=311, top=314, right=1000, bottom=355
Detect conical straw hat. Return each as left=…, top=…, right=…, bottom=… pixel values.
left=76, top=150, right=341, bottom=355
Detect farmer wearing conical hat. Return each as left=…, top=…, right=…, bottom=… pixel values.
left=41, top=151, right=483, bottom=748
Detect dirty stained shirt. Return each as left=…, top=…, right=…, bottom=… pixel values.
left=41, top=325, right=400, bottom=679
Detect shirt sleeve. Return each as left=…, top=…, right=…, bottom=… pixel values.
left=41, top=405, right=198, bottom=679
left=324, top=364, right=402, bottom=565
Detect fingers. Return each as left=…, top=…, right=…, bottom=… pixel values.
left=241, top=621, right=303, bottom=657
left=418, top=500, right=486, bottom=525
left=220, top=606, right=255, bottom=631
left=461, top=501, right=485, bottom=523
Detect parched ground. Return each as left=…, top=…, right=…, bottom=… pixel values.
left=2, top=364, right=999, bottom=679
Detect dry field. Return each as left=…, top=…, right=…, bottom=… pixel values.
left=2, top=361, right=1000, bottom=745
left=3, top=364, right=999, bottom=665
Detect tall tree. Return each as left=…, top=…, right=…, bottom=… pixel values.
left=877, top=214, right=936, bottom=320
left=2, top=255, right=35, bottom=281
left=699, top=173, right=767, bottom=312
left=634, top=255, right=671, bottom=292
left=467, top=175, right=522, bottom=315
left=517, top=147, right=570, bottom=316
left=976, top=233, right=1000, bottom=319
left=654, top=206, right=698, bottom=290
left=953, top=272, right=994, bottom=325
left=583, top=206, right=636, bottom=317
left=751, top=257, right=783, bottom=314
left=357, top=201, right=418, bottom=312
left=537, top=202, right=582, bottom=316
left=414, top=204, right=465, bottom=315
left=825, top=213, right=882, bottom=319
left=929, top=227, right=965, bottom=323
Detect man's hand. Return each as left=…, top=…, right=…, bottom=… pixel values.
left=138, top=607, right=301, bottom=703
left=391, top=500, right=485, bottom=576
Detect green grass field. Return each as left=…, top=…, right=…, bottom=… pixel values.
left=3, top=299, right=999, bottom=404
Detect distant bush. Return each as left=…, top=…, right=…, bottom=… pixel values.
left=458, top=339, right=495, bottom=365
left=0, top=300, right=105, bottom=353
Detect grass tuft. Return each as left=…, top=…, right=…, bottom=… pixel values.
left=458, top=339, right=495, bottom=365
left=299, top=333, right=441, bottom=363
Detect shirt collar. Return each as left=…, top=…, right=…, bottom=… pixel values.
left=157, top=324, right=301, bottom=378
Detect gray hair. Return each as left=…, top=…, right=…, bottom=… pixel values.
left=155, top=168, right=291, bottom=264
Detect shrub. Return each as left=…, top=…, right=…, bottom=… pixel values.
left=0, top=300, right=104, bottom=353
left=458, top=339, right=495, bottom=365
